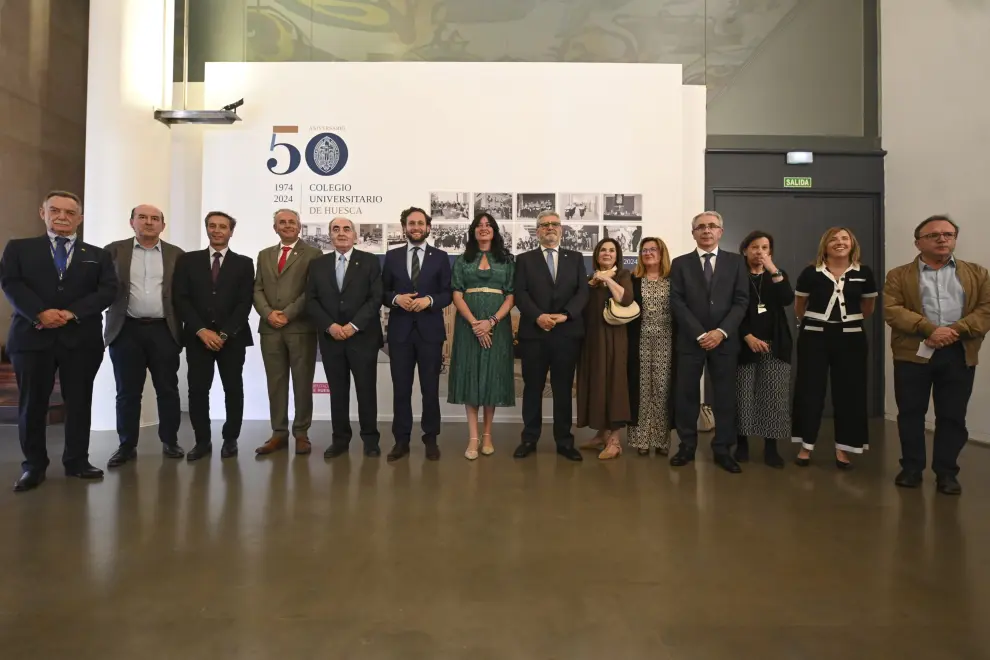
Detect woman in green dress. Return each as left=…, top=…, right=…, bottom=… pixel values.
left=447, top=212, right=516, bottom=460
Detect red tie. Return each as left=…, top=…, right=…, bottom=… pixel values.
left=277, top=246, right=291, bottom=274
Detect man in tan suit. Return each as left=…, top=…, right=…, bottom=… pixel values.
left=884, top=214, right=990, bottom=495
left=253, top=209, right=323, bottom=455
left=104, top=204, right=186, bottom=467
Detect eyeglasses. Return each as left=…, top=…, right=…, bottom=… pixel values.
left=919, top=232, right=957, bottom=240
left=538, top=222, right=561, bottom=229
left=692, top=223, right=722, bottom=232
left=641, top=247, right=660, bottom=255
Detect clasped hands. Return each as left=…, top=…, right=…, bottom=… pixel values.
left=196, top=328, right=225, bottom=351
left=394, top=293, right=431, bottom=313
left=537, top=313, right=568, bottom=332
left=327, top=323, right=357, bottom=341
left=925, top=326, right=959, bottom=349
left=35, top=309, right=75, bottom=329
left=698, top=330, right=725, bottom=351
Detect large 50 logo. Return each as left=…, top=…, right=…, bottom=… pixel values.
left=267, top=131, right=349, bottom=176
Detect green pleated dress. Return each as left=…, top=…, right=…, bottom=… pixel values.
left=446, top=252, right=516, bottom=407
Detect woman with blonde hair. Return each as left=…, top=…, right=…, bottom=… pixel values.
left=626, top=237, right=676, bottom=456
left=791, top=227, right=878, bottom=468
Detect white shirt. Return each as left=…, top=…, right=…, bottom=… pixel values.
left=209, top=246, right=229, bottom=268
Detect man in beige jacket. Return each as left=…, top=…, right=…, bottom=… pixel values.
left=884, top=214, right=990, bottom=495
left=253, top=209, right=323, bottom=455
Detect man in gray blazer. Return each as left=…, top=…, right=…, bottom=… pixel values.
left=104, top=204, right=186, bottom=467
left=669, top=210, right=750, bottom=473
left=253, top=209, right=323, bottom=455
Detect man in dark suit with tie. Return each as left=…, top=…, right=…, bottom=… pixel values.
left=0, top=190, right=118, bottom=491
left=380, top=207, right=452, bottom=462
left=103, top=204, right=186, bottom=467
left=173, top=211, right=255, bottom=461
left=307, top=216, right=384, bottom=458
left=512, top=210, right=589, bottom=461
left=669, top=211, right=750, bottom=473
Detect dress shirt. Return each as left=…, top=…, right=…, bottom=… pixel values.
left=209, top=245, right=229, bottom=266
left=543, top=246, right=557, bottom=280
left=47, top=230, right=77, bottom=268
left=694, top=245, right=728, bottom=340
left=334, top=248, right=359, bottom=332
left=127, top=239, right=165, bottom=318
left=277, top=240, right=299, bottom=266
left=392, top=242, right=433, bottom=308
left=919, top=256, right=965, bottom=327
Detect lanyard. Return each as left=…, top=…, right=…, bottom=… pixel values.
left=50, top=238, right=75, bottom=278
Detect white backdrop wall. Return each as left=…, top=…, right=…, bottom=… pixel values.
left=881, top=0, right=990, bottom=442
left=168, top=62, right=704, bottom=422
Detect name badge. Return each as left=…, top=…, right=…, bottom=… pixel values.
left=757, top=304, right=767, bottom=314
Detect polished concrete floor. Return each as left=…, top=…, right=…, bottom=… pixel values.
left=1, top=417, right=989, bottom=659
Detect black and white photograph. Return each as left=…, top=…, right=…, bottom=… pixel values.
left=603, top=224, right=643, bottom=254
left=499, top=223, right=515, bottom=252
left=561, top=193, right=600, bottom=222
left=604, top=194, right=643, bottom=221
left=430, top=223, right=470, bottom=253
left=300, top=222, right=332, bottom=253
left=386, top=223, right=407, bottom=249
left=514, top=224, right=540, bottom=253
left=355, top=223, right=384, bottom=253
left=430, top=192, right=470, bottom=220
left=516, top=193, right=555, bottom=219
left=474, top=193, right=513, bottom=220
left=561, top=224, right=600, bottom=253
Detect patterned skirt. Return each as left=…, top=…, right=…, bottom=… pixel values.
left=736, top=351, right=791, bottom=440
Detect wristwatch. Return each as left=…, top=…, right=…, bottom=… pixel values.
left=218, top=332, right=228, bottom=341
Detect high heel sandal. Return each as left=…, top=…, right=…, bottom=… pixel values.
left=464, top=438, right=479, bottom=461
left=598, top=433, right=622, bottom=460
left=481, top=433, right=495, bottom=456
left=795, top=450, right=811, bottom=467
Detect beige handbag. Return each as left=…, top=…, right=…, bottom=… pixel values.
left=697, top=404, right=715, bottom=432
left=603, top=298, right=641, bottom=325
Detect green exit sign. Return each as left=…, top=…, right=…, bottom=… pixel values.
left=784, top=176, right=813, bottom=188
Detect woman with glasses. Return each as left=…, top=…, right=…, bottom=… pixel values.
left=576, top=238, right=634, bottom=459
left=734, top=231, right=794, bottom=468
left=791, top=227, right=878, bottom=469
left=626, top=237, right=676, bottom=456
left=447, top=212, right=516, bottom=460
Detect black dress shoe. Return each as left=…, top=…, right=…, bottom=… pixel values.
left=424, top=444, right=441, bottom=461
left=162, top=443, right=185, bottom=459
left=186, top=443, right=213, bottom=462
left=13, top=470, right=45, bottom=492
left=65, top=464, right=105, bottom=479
left=324, top=444, right=349, bottom=459
left=556, top=445, right=583, bottom=461
left=387, top=444, right=410, bottom=462
left=894, top=469, right=923, bottom=488
left=714, top=454, right=742, bottom=474
left=513, top=442, right=537, bottom=458
left=669, top=449, right=695, bottom=467
left=220, top=442, right=238, bottom=458
left=936, top=475, right=962, bottom=495
left=364, top=446, right=381, bottom=458
left=107, top=446, right=137, bottom=468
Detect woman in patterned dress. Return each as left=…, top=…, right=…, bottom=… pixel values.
left=627, top=237, right=676, bottom=455
left=447, top=212, right=516, bottom=460
left=734, top=230, right=794, bottom=468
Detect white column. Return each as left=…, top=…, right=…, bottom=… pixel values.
left=84, top=0, right=175, bottom=430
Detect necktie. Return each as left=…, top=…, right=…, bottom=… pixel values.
left=53, top=237, right=69, bottom=278
left=546, top=249, right=556, bottom=282
left=703, top=252, right=714, bottom=288
left=277, top=245, right=291, bottom=274
left=212, top=251, right=221, bottom=285
left=336, top=254, right=346, bottom=289
left=410, top=247, right=420, bottom=287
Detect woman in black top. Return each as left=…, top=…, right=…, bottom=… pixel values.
left=734, top=231, right=794, bottom=468
left=791, top=227, right=878, bottom=468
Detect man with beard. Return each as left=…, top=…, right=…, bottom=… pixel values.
left=380, top=207, right=452, bottom=461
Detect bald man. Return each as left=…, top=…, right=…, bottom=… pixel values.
left=104, top=204, right=186, bottom=467
left=306, top=217, right=384, bottom=457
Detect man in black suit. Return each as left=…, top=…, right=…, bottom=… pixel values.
left=0, top=190, right=118, bottom=491
left=307, top=217, right=384, bottom=458
left=512, top=210, right=589, bottom=461
left=104, top=204, right=186, bottom=467
left=380, top=207, right=452, bottom=462
left=669, top=211, right=750, bottom=473
left=173, top=211, right=255, bottom=461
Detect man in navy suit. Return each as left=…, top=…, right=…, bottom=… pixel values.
left=0, top=190, right=118, bottom=491
left=381, top=207, right=452, bottom=462
left=669, top=211, right=750, bottom=473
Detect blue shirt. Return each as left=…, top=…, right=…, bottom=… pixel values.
left=127, top=239, right=165, bottom=319
left=47, top=230, right=76, bottom=268
left=919, top=256, right=965, bottom=326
